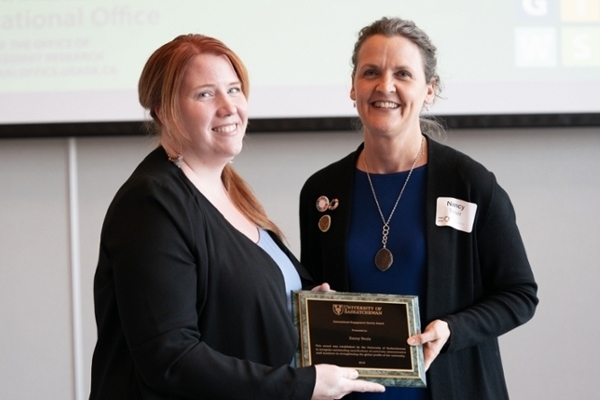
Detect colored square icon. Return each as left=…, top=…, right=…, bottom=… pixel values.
left=515, top=27, right=558, bottom=67
left=561, top=0, right=600, bottom=22
left=561, top=27, right=600, bottom=65
left=516, top=0, right=559, bottom=22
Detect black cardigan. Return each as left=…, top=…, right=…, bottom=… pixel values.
left=90, top=147, right=316, bottom=400
left=299, top=137, right=538, bottom=399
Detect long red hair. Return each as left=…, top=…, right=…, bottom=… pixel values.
left=138, top=34, right=284, bottom=240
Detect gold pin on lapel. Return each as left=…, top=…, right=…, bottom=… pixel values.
left=318, top=215, right=331, bottom=232
left=316, top=196, right=330, bottom=212
left=316, top=196, right=339, bottom=212
left=316, top=196, right=339, bottom=233
left=328, top=198, right=339, bottom=210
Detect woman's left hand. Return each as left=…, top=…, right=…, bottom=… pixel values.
left=407, top=319, right=450, bottom=370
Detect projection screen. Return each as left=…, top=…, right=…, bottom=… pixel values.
left=1, top=0, right=599, bottom=136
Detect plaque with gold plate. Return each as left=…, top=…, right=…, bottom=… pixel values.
left=292, top=290, right=426, bottom=387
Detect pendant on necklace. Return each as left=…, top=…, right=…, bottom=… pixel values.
left=375, top=248, right=393, bottom=271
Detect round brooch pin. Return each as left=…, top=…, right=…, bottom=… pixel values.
left=318, top=215, right=331, bottom=232
left=316, top=196, right=339, bottom=212
left=316, top=196, right=330, bottom=212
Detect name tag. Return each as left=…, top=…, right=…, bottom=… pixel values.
left=436, top=197, right=477, bottom=233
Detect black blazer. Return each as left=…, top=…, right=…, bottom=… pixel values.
left=90, top=146, right=316, bottom=400
left=300, top=137, right=538, bottom=399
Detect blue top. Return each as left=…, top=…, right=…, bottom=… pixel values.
left=257, top=228, right=303, bottom=316
left=347, top=166, right=429, bottom=400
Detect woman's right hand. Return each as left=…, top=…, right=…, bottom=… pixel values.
left=311, top=364, right=385, bottom=399
left=311, top=282, right=335, bottom=293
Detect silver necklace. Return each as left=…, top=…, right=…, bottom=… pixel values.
left=364, top=137, right=424, bottom=271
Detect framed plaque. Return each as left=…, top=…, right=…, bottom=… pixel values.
left=292, top=290, right=426, bottom=387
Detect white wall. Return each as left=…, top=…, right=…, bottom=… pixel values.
left=0, top=127, right=599, bottom=399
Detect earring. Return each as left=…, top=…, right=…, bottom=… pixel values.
left=424, top=103, right=430, bottom=112
left=168, top=153, right=183, bottom=168
left=353, top=101, right=356, bottom=108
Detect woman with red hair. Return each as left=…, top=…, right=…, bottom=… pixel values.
left=89, top=34, right=384, bottom=400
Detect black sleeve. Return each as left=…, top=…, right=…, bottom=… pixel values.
left=97, top=177, right=316, bottom=399
left=442, top=175, right=538, bottom=352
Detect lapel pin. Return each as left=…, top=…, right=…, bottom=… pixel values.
left=328, top=198, right=339, bottom=210
left=316, top=196, right=339, bottom=212
left=318, top=215, right=331, bottom=232
left=316, top=196, right=330, bottom=212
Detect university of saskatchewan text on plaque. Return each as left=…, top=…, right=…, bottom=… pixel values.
left=292, top=290, right=426, bottom=387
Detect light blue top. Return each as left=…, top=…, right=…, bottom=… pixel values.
left=257, top=228, right=302, bottom=315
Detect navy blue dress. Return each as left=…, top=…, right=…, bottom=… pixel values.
left=347, top=166, right=429, bottom=400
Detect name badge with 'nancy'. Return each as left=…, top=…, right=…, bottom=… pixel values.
left=436, top=197, right=477, bottom=233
